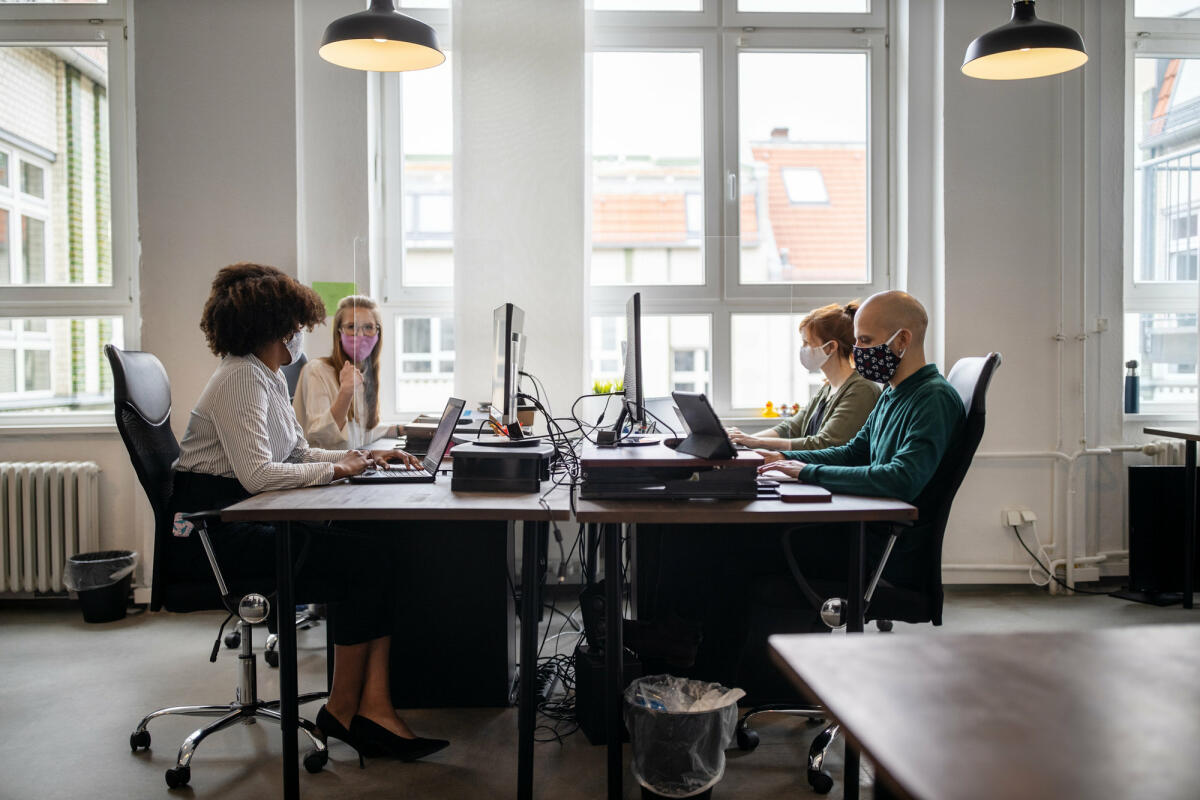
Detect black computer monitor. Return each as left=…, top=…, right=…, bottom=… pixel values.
left=490, top=303, right=525, bottom=427
left=611, top=292, right=645, bottom=437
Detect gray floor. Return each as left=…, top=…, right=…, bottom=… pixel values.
left=2, top=586, right=1198, bottom=800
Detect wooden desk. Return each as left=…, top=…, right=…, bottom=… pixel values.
left=770, top=625, right=1200, bottom=800
left=1144, top=426, right=1199, bottom=609
left=574, top=493, right=917, bottom=800
left=222, top=482, right=570, bottom=800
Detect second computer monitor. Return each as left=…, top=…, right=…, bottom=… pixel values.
left=490, top=303, right=525, bottom=426
left=620, top=291, right=645, bottom=429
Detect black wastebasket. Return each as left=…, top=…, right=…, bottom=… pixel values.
left=64, top=550, right=138, bottom=623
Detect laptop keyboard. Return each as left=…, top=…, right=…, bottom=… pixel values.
left=360, top=466, right=429, bottom=478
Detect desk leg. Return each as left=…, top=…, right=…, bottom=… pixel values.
left=517, top=521, right=542, bottom=800
left=843, top=521, right=865, bottom=800
left=1186, top=441, right=1196, bottom=610
left=605, top=523, right=624, bottom=800
left=276, top=521, right=299, bottom=800
left=326, top=616, right=334, bottom=693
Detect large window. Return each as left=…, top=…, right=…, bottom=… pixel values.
left=0, top=4, right=134, bottom=422
left=375, top=7, right=454, bottom=414
left=589, top=2, right=887, bottom=415
left=1127, top=3, right=1200, bottom=417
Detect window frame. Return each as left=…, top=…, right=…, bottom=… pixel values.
left=0, top=0, right=128, bottom=23
left=589, top=5, right=889, bottom=417
left=589, top=31, right=722, bottom=306
left=371, top=9, right=454, bottom=417
left=1125, top=6, right=1200, bottom=420
left=0, top=12, right=138, bottom=428
left=722, top=29, right=888, bottom=301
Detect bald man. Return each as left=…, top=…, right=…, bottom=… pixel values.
left=757, top=290, right=965, bottom=585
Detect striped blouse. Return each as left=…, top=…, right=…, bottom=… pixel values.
left=176, top=354, right=346, bottom=494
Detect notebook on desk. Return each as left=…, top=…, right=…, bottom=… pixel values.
left=349, top=397, right=465, bottom=484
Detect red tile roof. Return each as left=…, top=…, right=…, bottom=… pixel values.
left=751, top=144, right=866, bottom=281
left=590, top=143, right=866, bottom=282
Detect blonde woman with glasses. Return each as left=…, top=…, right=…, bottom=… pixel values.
left=294, top=296, right=401, bottom=449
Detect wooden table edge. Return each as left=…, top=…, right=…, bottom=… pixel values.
left=220, top=506, right=572, bottom=523
left=767, top=643, right=920, bottom=800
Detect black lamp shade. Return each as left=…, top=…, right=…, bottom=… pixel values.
left=319, top=0, right=445, bottom=73
left=962, top=1, right=1087, bottom=80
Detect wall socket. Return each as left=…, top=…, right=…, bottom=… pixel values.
left=1001, top=507, right=1038, bottom=528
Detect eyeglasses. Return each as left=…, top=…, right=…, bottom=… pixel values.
left=340, top=323, right=379, bottom=336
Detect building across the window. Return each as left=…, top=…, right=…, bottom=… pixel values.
left=0, top=44, right=117, bottom=415
left=590, top=129, right=866, bottom=287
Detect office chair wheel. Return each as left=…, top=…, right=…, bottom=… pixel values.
left=303, top=748, right=329, bottom=774
left=164, top=766, right=190, bottom=789
left=224, top=630, right=240, bottom=649
left=875, top=619, right=894, bottom=632
left=264, top=648, right=279, bottom=668
left=129, top=730, right=151, bottom=751
left=736, top=727, right=760, bottom=751
left=807, top=767, right=834, bottom=794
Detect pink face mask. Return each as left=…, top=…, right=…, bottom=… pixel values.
left=340, top=332, right=378, bottom=363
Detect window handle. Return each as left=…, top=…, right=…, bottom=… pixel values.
left=727, top=172, right=737, bottom=202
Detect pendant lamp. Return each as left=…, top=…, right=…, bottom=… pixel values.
left=319, top=0, right=445, bottom=72
left=962, top=0, right=1087, bottom=81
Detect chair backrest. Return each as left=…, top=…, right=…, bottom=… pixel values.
left=280, top=352, right=307, bottom=401
left=912, top=352, right=1002, bottom=623
left=104, top=344, right=179, bottom=612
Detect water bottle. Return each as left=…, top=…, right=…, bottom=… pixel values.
left=1124, top=360, right=1139, bottom=414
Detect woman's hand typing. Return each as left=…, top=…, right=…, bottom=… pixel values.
left=332, top=449, right=371, bottom=480
left=370, top=448, right=423, bottom=470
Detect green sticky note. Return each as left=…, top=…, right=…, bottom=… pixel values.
left=312, top=281, right=356, bottom=317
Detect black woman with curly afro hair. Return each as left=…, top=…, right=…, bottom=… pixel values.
left=172, top=263, right=450, bottom=763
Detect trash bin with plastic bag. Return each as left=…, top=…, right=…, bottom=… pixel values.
left=624, top=674, right=745, bottom=799
left=64, top=550, right=138, bottom=623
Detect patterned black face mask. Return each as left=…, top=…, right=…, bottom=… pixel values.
left=853, top=330, right=905, bottom=384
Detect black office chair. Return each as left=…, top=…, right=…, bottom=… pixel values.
left=222, top=350, right=322, bottom=666
left=735, top=352, right=1002, bottom=795
left=104, top=345, right=329, bottom=790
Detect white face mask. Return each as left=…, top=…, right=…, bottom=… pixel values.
left=284, top=329, right=304, bottom=365
left=799, top=341, right=834, bottom=372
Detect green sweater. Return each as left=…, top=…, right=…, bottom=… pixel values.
left=768, top=371, right=881, bottom=451
left=784, top=364, right=964, bottom=507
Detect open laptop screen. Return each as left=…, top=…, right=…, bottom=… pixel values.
left=422, top=398, right=466, bottom=473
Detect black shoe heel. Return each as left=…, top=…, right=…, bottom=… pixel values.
left=349, top=715, right=450, bottom=762
left=316, top=706, right=366, bottom=768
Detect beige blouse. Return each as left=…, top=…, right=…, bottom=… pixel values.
left=292, top=359, right=390, bottom=449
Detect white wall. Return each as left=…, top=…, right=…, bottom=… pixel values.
left=101, top=0, right=298, bottom=586
left=452, top=0, right=588, bottom=410
left=937, top=0, right=1139, bottom=583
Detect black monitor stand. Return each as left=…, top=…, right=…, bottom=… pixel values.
left=605, top=404, right=656, bottom=447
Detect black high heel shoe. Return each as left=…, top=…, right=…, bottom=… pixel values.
left=349, top=715, right=450, bottom=762
left=316, top=706, right=366, bottom=768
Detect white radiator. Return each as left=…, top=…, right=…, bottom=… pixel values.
left=1150, top=440, right=1187, bottom=466
left=0, top=462, right=100, bottom=593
